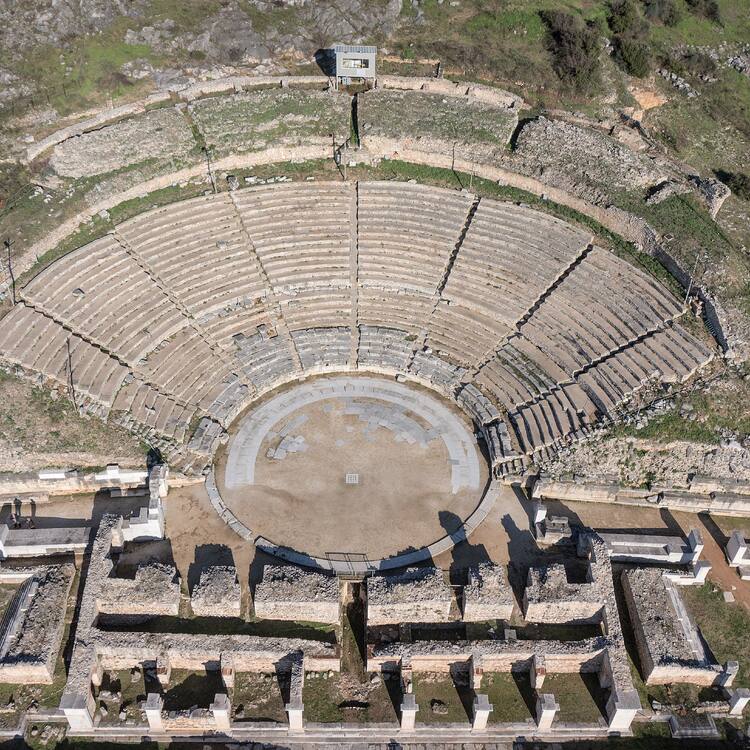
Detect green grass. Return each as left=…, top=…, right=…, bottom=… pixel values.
left=302, top=672, right=398, bottom=724
left=231, top=671, right=286, bottom=723
left=411, top=672, right=472, bottom=724
left=483, top=671, right=535, bottom=723
left=13, top=21, right=158, bottom=119
left=612, top=368, right=750, bottom=444
left=543, top=672, right=607, bottom=724
left=682, top=583, right=750, bottom=689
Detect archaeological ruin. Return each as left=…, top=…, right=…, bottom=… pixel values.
left=0, top=36, right=748, bottom=749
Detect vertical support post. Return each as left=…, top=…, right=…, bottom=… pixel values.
left=535, top=693, right=559, bottom=731
left=60, top=691, right=95, bottom=731
left=400, top=693, right=419, bottom=731
left=728, top=688, right=750, bottom=716
left=469, top=654, right=483, bottom=691
left=718, top=660, right=740, bottom=688
left=605, top=689, right=641, bottom=732
left=210, top=693, right=232, bottom=731
left=530, top=654, right=546, bottom=690
left=220, top=653, right=236, bottom=690
left=286, top=651, right=305, bottom=731
left=156, top=654, right=171, bottom=687
left=472, top=694, right=493, bottom=731
left=144, top=693, right=164, bottom=732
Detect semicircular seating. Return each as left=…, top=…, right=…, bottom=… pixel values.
left=0, top=180, right=715, bottom=475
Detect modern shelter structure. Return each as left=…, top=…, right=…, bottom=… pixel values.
left=334, top=44, right=376, bottom=88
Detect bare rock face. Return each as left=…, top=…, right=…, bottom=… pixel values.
left=0, top=0, right=146, bottom=56
left=123, top=0, right=402, bottom=66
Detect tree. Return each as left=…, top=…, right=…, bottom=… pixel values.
left=541, top=10, right=601, bottom=91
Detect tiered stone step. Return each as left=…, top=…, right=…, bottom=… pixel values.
left=0, top=304, right=128, bottom=413
left=357, top=325, right=414, bottom=372
left=357, top=181, right=474, bottom=296
left=520, top=246, right=683, bottom=373
left=116, top=193, right=269, bottom=321
left=410, top=350, right=467, bottom=394
left=138, top=326, right=247, bottom=425
left=111, top=377, right=196, bottom=443
left=21, top=235, right=188, bottom=363
left=292, top=327, right=350, bottom=371
left=280, top=288, right=351, bottom=330
left=507, top=382, right=595, bottom=455
left=475, top=337, right=563, bottom=411
left=577, top=322, right=715, bottom=415
left=358, top=288, right=434, bottom=338
left=425, top=301, right=510, bottom=367
left=232, top=182, right=352, bottom=328
left=442, top=198, right=592, bottom=327
left=229, top=330, right=298, bottom=391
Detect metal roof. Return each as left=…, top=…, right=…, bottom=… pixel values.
left=334, top=44, right=377, bottom=54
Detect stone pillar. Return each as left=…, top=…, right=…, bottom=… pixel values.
left=90, top=660, right=104, bottom=688
left=220, top=653, right=235, bottom=690
left=606, top=688, right=641, bottom=733
left=60, top=691, right=95, bottom=731
left=399, top=622, right=412, bottom=643
left=532, top=502, right=547, bottom=526
left=728, top=688, right=750, bottom=716
left=210, top=693, right=232, bottom=731
left=469, top=654, right=483, bottom=691
left=285, top=699, right=304, bottom=731
left=156, top=654, right=171, bottom=687
left=692, top=560, right=711, bottom=583
left=535, top=693, right=559, bottom=731
left=687, top=528, right=704, bottom=561
left=286, top=651, right=305, bottom=732
left=400, top=693, right=419, bottom=731
left=726, top=531, right=747, bottom=566
left=149, top=463, right=170, bottom=498
left=401, top=657, right=413, bottom=694
left=718, top=660, right=740, bottom=688
left=144, top=693, right=164, bottom=732
left=530, top=654, right=546, bottom=690
left=472, top=694, right=493, bottom=731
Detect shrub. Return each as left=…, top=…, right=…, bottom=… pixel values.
left=540, top=10, right=601, bottom=91
left=608, top=0, right=641, bottom=34
left=722, top=172, right=750, bottom=201
left=608, top=0, right=652, bottom=77
left=642, top=0, right=682, bottom=25
left=685, top=0, right=722, bottom=23
left=614, top=35, right=652, bottom=77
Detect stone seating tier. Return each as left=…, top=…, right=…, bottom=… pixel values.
left=5, top=180, right=715, bottom=474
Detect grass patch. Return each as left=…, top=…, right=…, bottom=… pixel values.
left=543, top=672, right=608, bottom=724
left=302, top=672, right=398, bottom=724
left=411, top=672, right=472, bottom=724
left=681, top=583, right=750, bottom=688
left=232, top=671, right=287, bottom=723
left=483, top=671, right=535, bottom=723
left=612, top=367, right=750, bottom=444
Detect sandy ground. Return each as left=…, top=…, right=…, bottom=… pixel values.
left=11, top=472, right=749, bottom=613
left=216, top=394, right=488, bottom=559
